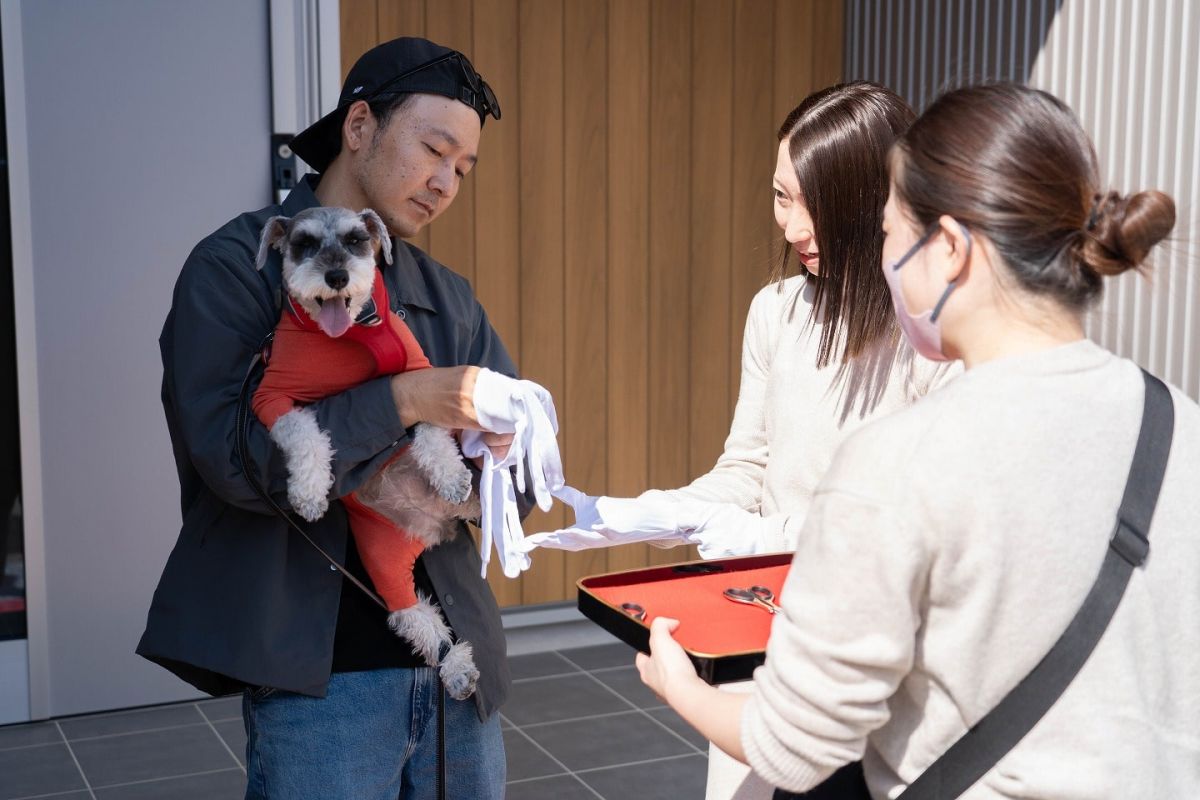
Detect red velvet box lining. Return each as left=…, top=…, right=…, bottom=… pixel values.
left=584, top=565, right=790, bottom=655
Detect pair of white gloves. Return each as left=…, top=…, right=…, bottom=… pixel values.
left=458, top=367, right=782, bottom=573
left=460, top=368, right=564, bottom=578
left=520, top=487, right=786, bottom=560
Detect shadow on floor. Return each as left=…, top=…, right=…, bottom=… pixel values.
left=0, top=642, right=708, bottom=800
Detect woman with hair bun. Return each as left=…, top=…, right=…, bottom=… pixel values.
left=638, top=83, right=1200, bottom=799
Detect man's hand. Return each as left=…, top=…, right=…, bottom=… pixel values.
left=467, top=431, right=514, bottom=469
left=391, top=366, right=482, bottom=430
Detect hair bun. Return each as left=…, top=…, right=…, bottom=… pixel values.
left=1081, top=190, right=1176, bottom=276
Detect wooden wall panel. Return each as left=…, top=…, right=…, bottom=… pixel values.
left=688, top=0, right=734, bottom=478
left=338, top=0, right=844, bottom=606
left=470, top=0, right=520, bottom=348
left=425, top=0, right=477, bottom=287
left=377, top=1, right=431, bottom=254
left=773, top=1, right=815, bottom=126
left=516, top=0, right=566, bottom=604
left=562, top=1, right=610, bottom=581
left=811, top=0, right=846, bottom=92
left=646, top=0, right=692, bottom=566
left=604, top=0, right=651, bottom=573
left=377, top=1, right=425, bottom=41
left=340, top=0, right=379, bottom=79
left=730, top=0, right=777, bottom=413
left=470, top=0, right=522, bottom=607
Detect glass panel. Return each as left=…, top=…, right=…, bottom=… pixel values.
left=0, top=20, right=24, bottom=642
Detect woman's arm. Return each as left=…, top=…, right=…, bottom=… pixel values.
left=640, top=426, right=930, bottom=793
left=636, top=618, right=750, bottom=761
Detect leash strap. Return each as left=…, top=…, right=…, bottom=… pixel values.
left=900, top=369, right=1174, bottom=799
left=438, top=681, right=447, bottom=800
left=235, top=343, right=389, bottom=612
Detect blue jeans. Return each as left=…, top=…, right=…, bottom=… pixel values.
left=242, top=668, right=504, bottom=800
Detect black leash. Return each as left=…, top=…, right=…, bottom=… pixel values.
left=438, top=681, right=446, bottom=800
left=238, top=339, right=451, bottom=799
left=235, top=341, right=389, bottom=612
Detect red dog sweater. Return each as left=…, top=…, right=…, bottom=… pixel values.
left=253, top=273, right=433, bottom=611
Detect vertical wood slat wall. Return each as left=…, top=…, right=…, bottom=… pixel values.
left=341, top=0, right=844, bottom=606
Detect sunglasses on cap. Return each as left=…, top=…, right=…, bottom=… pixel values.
left=366, top=51, right=501, bottom=121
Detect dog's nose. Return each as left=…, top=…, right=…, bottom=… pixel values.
left=325, top=269, right=349, bottom=290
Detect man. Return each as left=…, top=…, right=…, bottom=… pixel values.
left=138, top=38, right=521, bottom=799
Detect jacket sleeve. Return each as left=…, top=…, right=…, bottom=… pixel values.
left=165, top=244, right=411, bottom=514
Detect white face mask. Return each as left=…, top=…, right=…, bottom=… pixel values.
left=881, top=221, right=971, bottom=362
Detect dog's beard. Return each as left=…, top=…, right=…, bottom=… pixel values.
left=282, top=255, right=377, bottom=338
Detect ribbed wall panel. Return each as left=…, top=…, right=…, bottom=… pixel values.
left=846, top=0, right=1199, bottom=400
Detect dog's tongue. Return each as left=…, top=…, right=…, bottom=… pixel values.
left=317, top=300, right=353, bottom=337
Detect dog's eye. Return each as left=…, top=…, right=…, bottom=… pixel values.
left=344, top=235, right=368, bottom=247
left=293, top=235, right=318, bottom=251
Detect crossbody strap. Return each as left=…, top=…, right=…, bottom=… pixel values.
left=900, top=369, right=1174, bottom=799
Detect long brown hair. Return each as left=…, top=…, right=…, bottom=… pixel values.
left=892, top=83, right=1175, bottom=311
left=773, top=82, right=915, bottom=368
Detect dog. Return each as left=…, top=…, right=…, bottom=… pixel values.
left=251, top=206, right=480, bottom=700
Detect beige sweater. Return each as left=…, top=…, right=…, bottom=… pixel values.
left=659, top=276, right=953, bottom=551
left=742, top=340, right=1200, bottom=798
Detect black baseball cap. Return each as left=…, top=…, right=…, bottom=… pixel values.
left=290, top=37, right=501, bottom=172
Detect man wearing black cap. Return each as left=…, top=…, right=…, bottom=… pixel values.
left=139, top=38, right=517, bottom=799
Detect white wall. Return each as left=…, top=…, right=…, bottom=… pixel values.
left=845, top=0, right=1200, bottom=400
left=1031, top=0, right=1200, bottom=400
left=7, top=0, right=273, bottom=718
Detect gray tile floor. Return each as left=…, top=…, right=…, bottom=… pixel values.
left=0, top=642, right=708, bottom=800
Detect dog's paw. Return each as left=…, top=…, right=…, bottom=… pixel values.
left=271, top=408, right=335, bottom=521
left=289, top=489, right=328, bottom=522
left=387, top=595, right=452, bottom=666
left=438, top=641, right=479, bottom=701
left=439, top=463, right=474, bottom=506
left=411, top=424, right=474, bottom=505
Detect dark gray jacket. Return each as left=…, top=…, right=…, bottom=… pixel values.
left=138, top=176, right=516, bottom=719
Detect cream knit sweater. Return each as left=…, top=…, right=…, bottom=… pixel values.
left=742, top=340, right=1200, bottom=798
left=658, top=276, right=952, bottom=551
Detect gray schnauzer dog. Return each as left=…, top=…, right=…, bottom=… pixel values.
left=253, top=206, right=480, bottom=700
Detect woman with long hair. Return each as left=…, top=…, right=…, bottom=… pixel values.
left=530, top=82, right=953, bottom=799
left=637, top=83, right=1199, bottom=799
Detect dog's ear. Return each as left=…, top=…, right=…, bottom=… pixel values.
left=359, top=209, right=392, bottom=266
left=256, top=215, right=290, bottom=271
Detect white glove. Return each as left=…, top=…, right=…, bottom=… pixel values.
left=471, top=369, right=563, bottom=510
left=520, top=487, right=686, bottom=552
left=463, top=369, right=565, bottom=577
left=461, top=443, right=528, bottom=578
left=672, top=502, right=787, bottom=559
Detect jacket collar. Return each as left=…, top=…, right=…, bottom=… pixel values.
left=282, top=174, right=439, bottom=315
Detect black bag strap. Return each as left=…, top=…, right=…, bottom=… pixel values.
left=900, top=369, right=1174, bottom=799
